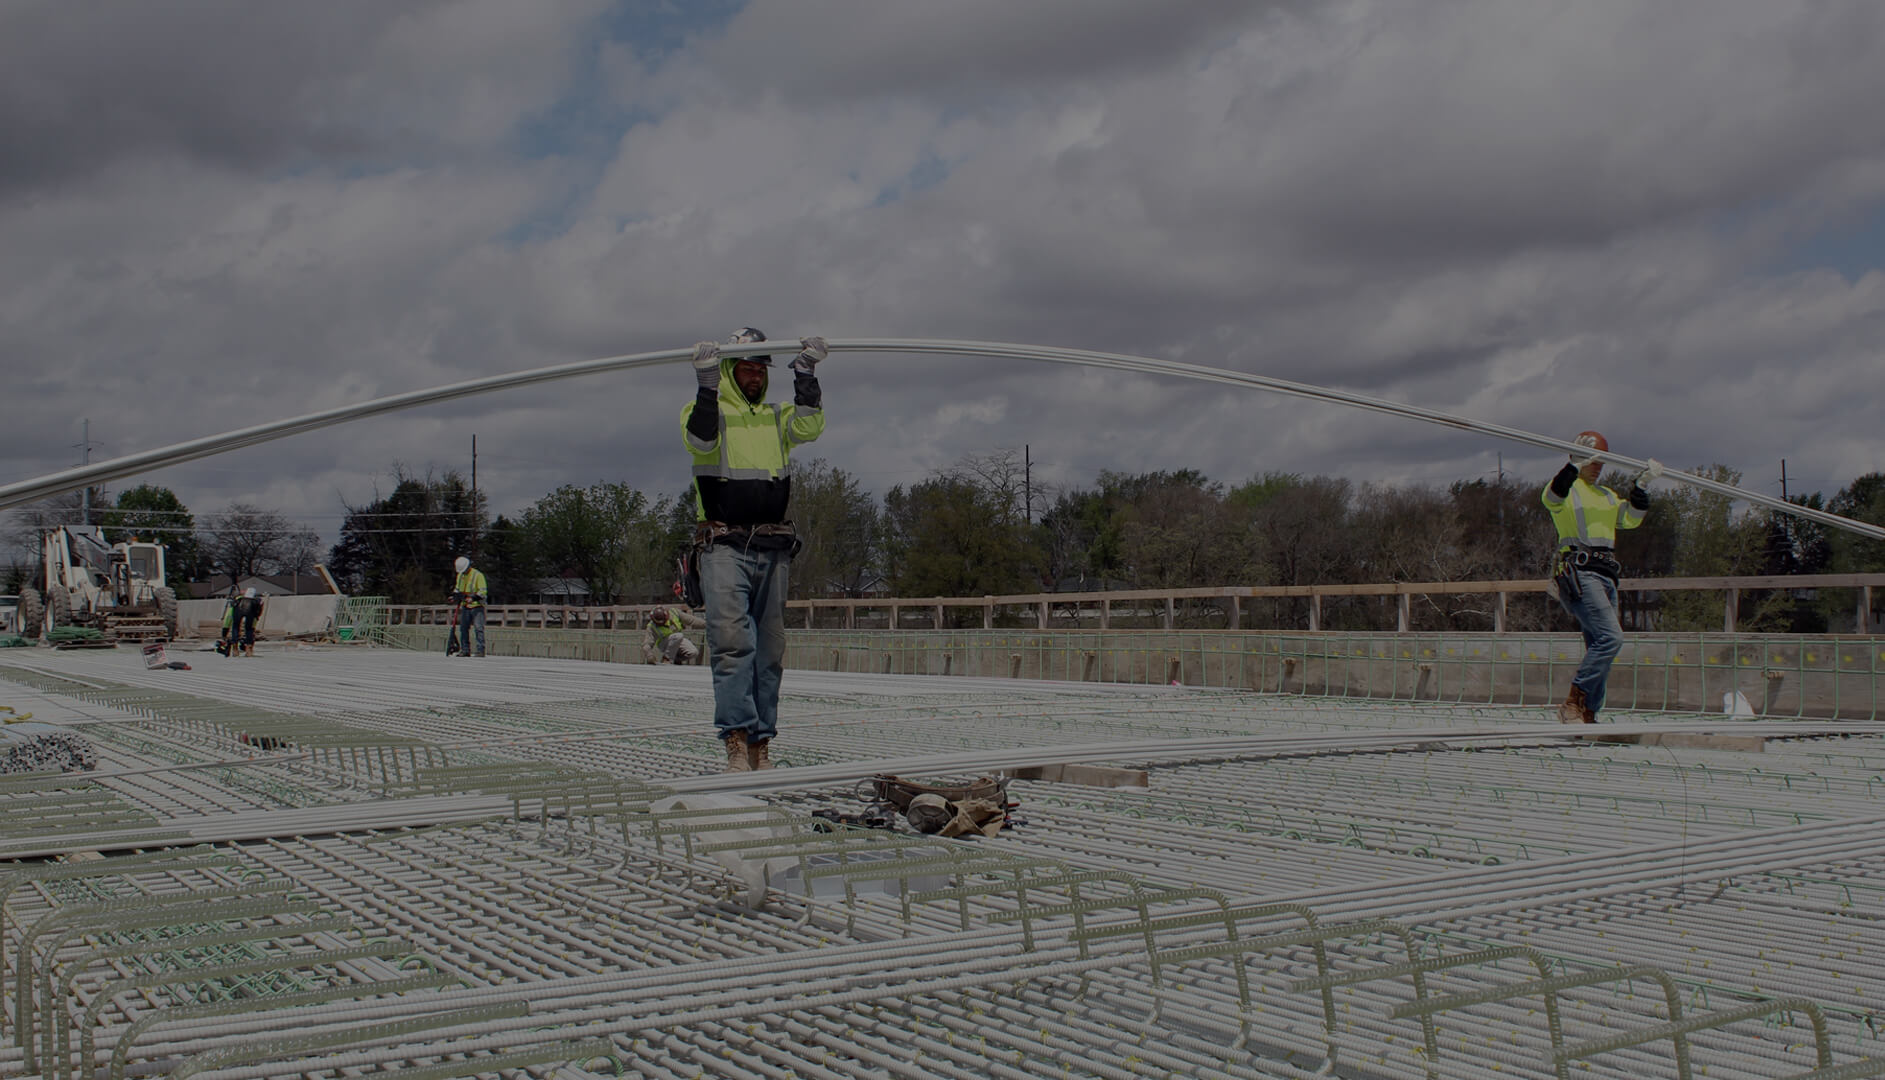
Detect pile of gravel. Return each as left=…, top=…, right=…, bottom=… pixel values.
left=0, top=722, right=98, bottom=773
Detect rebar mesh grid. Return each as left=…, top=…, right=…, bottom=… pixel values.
left=1, top=648, right=1883, bottom=1079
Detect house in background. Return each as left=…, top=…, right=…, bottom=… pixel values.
left=526, top=577, right=592, bottom=606
left=187, top=568, right=341, bottom=599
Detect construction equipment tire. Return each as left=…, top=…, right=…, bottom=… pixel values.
left=48, top=588, right=71, bottom=631
left=18, top=589, right=43, bottom=639
left=154, top=586, right=178, bottom=640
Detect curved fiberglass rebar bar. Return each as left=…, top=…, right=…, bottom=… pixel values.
left=1, top=339, right=1879, bottom=541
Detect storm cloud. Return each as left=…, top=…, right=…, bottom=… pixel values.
left=2, top=0, right=1881, bottom=547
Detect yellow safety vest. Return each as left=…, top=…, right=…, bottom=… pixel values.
left=454, top=569, right=488, bottom=607
left=1542, top=478, right=1643, bottom=550
left=680, top=358, right=824, bottom=516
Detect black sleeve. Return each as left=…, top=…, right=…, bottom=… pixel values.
left=794, top=372, right=822, bottom=410
left=1548, top=462, right=1578, bottom=498
left=685, top=387, right=719, bottom=444
left=1629, top=485, right=1649, bottom=510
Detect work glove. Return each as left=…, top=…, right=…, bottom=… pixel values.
left=691, top=341, right=721, bottom=389
left=791, top=336, right=827, bottom=375
left=1634, top=458, right=1664, bottom=488
left=1569, top=434, right=1603, bottom=468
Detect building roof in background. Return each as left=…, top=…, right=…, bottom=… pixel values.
left=186, top=571, right=338, bottom=599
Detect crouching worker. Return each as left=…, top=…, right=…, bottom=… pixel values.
left=1543, top=430, right=1662, bottom=724
left=216, top=590, right=237, bottom=657
left=230, top=588, right=264, bottom=658
left=644, top=607, right=704, bottom=665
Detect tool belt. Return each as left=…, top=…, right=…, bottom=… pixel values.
left=868, top=774, right=1009, bottom=812
left=868, top=774, right=1013, bottom=838
left=693, top=520, right=802, bottom=555
left=1551, top=543, right=1622, bottom=605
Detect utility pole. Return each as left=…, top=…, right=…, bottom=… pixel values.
left=1024, top=444, right=1031, bottom=525
left=1496, top=452, right=1505, bottom=531
left=1779, top=458, right=1788, bottom=501
left=77, top=419, right=92, bottom=525
left=471, top=434, right=480, bottom=559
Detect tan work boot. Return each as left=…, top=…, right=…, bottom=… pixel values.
left=749, top=739, right=773, bottom=771
left=723, top=730, right=752, bottom=773
left=1557, top=686, right=1590, bottom=724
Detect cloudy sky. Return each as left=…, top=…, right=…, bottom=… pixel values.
left=3, top=0, right=1882, bottom=550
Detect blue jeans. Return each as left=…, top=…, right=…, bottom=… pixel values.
left=701, top=543, right=790, bottom=742
left=457, top=606, right=486, bottom=655
left=1563, top=570, right=1623, bottom=714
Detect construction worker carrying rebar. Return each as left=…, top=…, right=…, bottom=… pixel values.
left=681, top=328, right=827, bottom=772
left=1543, top=431, right=1662, bottom=723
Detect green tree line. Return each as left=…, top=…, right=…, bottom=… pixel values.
left=8, top=456, right=1882, bottom=632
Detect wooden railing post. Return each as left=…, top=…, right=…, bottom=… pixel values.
left=1724, top=588, right=1739, bottom=633
left=1310, top=593, right=1321, bottom=633
left=1495, top=591, right=1507, bottom=634
left=1397, top=592, right=1410, bottom=633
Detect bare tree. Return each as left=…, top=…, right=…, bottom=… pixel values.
left=1, top=492, right=89, bottom=590
left=1230, top=473, right=1356, bottom=587
left=949, top=448, right=1028, bottom=524
left=275, top=529, right=324, bottom=576
left=200, top=503, right=295, bottom=582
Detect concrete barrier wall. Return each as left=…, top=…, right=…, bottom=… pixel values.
left=781, top=629, right=1885, bottom=720
left=375, top=624, right=1885, bottom=721
left=177, top=596, right=341, bottom=640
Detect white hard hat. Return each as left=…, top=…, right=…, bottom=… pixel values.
left=243, top=587, right=257, bottom=598
left=454, top=556, right=470, bottom=573
left=727, top=327, right=772, bottom=365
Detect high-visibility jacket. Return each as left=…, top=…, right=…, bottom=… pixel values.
left=1541, top=477, right=1644, bottom=550
left=453, top=568, right=488, bottom=608
left=680, top=358, right=824, bottom=525
left=651, top=611, right=683, bottom=643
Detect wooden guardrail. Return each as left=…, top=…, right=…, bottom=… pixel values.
left=382, top=573, right=1885, bottom=636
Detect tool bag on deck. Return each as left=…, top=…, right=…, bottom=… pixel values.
left=870, top=774, right=1012, bottom=838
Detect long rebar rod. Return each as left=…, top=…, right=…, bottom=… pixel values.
left=1, top=339, right=1878, bottom=541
